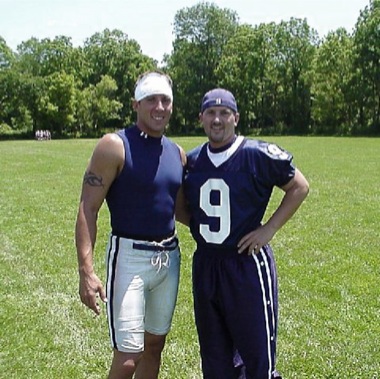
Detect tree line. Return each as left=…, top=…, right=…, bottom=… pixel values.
left=0, top=0, right=379, bottom=138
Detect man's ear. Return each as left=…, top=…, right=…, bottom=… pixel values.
left=234, top=112, right=240, bottom=126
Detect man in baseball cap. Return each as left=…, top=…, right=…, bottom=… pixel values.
left=200, top=88, right=238, bottom=113
left=198, top=88, right=240, bottom=150
left=181, top=87, right=309, bottom=378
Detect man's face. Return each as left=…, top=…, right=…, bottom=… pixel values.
left=134, top=94, right=173, bottom=137
left=200, top=106, right=239, bottom=148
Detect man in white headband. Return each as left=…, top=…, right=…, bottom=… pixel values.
left=75, top=70, right=186, bottom=379
left=129, top=71, right=175, bottom=139
left=134, top=71, right=173, bottom=102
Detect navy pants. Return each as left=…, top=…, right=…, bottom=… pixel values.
left=192, top=245, right=279, bottom=379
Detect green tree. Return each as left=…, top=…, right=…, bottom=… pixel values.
left=37, top=71, right=77, bottom=137
left=0, top=36, right=15, bottom=69
left=0, top=68, right=41, bottom=133
left=76, top=75, right=122, bottom=137
left=82, top=29, right=155, bottom=127
left=311, top=29, right=355, bottom=135
left=218, top=23, right=281, bottom=134
left=166, top=2, right=239, bottom=132
left=273, top=18, right=318, bottom=134
left=3, top=37, right=85, bottom=135
left=15, top=36, right=78, bottom=77
left=352, top=0, right=380, bottom=134
left=0, top=69, right=23, bottom=129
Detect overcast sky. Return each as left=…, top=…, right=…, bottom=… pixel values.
left=0, top=0, right=371, bottom=62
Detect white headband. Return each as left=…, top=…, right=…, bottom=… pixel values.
left=134, top=73, right=173, bottom=102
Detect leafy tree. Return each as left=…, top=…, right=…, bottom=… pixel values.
left=166, top=2, right=239, bottom=132
left=2, top=37, right=83, bottom=134
left=0, top=36, right=15, bottom=69
left=0, top=69, right=23, bottom=129
left=311, top=28, right=355, bottom=135
left=76, top=75, right=122, bottom=137
left=273, top=18, right=318, bottom=134
left=352, top=0, right=380, bottom=134
left=218, top=23, right=280, bottom=133
left=37, top=72, right=77, bottom=137
left=82, top=29, right=155, bottom=127
left=15, top=36, right=77, bottom=77
left=0, top=68, right=42, bottom=133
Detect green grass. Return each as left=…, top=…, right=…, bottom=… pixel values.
left=0, top=136, right=379, bottom=378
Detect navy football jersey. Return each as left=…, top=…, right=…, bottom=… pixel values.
left=184, top=136, right=295, bottom=248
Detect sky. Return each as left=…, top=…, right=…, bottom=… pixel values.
left=0, top=0, right=371, bottom=63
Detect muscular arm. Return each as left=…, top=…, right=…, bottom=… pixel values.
left=75, top=133, right=123, bottom=314
left=238, top=168, right=309, bottom=254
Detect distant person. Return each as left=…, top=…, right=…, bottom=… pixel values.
left=75, top=71, right=186, bottom=379
left=178, top=88, right=309, bottom=378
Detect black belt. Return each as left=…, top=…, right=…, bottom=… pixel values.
left=132, top=237, right=179, bottom=252
left=112, top=230, right=175, bottom=243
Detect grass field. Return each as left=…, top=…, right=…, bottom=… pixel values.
left=0, top=136, right=379, bottom=379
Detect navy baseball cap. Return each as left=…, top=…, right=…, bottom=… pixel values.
left=201, top=88, right=238, bottom=113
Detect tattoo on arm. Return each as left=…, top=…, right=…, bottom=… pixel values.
left=83, top=171, right=104, bottom=187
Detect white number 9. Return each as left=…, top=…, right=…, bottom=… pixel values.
left=199, top=178, right=231, bottom=244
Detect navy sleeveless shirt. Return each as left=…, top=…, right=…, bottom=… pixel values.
left=106, top=125, right=183, bottom=240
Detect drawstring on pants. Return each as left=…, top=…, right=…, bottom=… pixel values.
left=151, top=251, right=170, bottom=272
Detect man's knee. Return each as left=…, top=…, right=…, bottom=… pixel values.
left=108, top=350, right=142, bottom=378
left=144, top=332, right=167, bottom=356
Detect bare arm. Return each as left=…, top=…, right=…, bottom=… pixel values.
left=238, top=168, right=309, bottom=254
left=175, top=184, right=191, bottom=226
left=75, top=133, right=123, bottom=314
